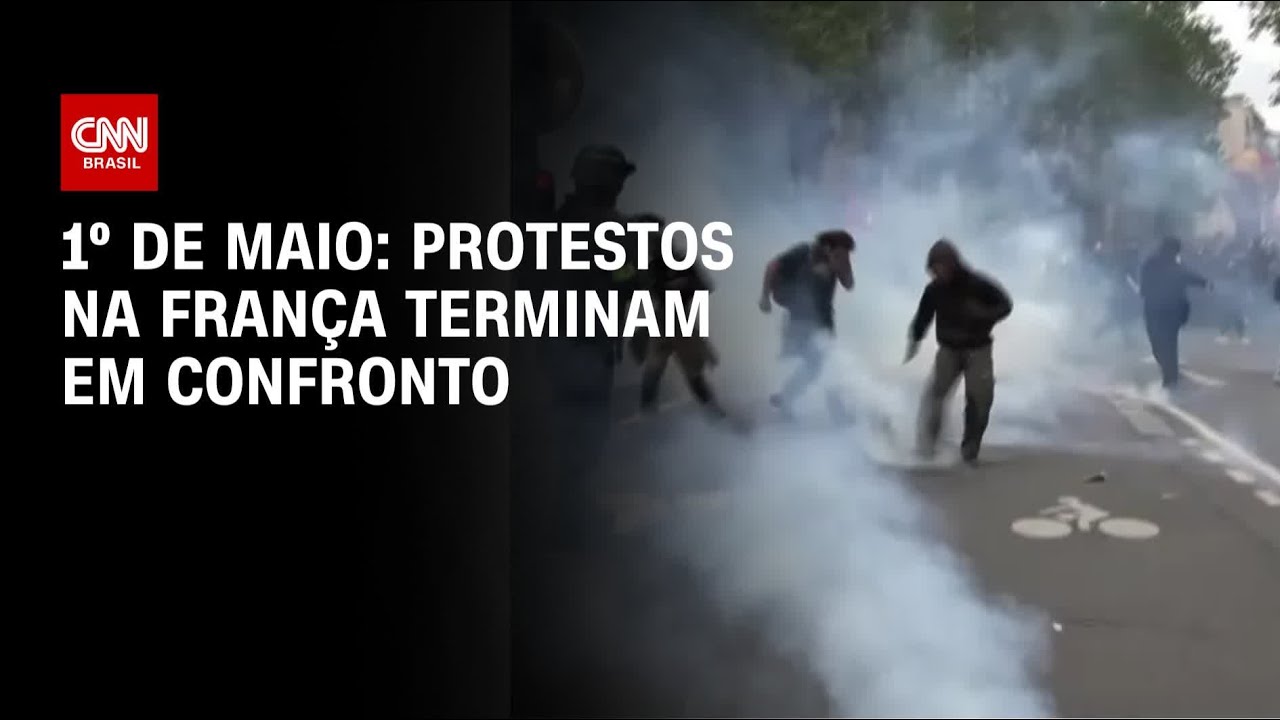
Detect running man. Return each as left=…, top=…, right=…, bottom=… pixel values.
left=759, top=230, right=856, bottom=417
left=906, top=239, right=1013, bottom=465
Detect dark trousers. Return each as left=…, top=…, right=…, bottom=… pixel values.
left=918, top=344, right=996, bottom=460
left=1143, top=307, right=1182, bottom=389
left=639, top=336, right=716, bottom=410
left=544, top=341, right=615, bottom=546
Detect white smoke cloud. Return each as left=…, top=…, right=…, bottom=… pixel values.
left=541, top=3, right=1227, bottom=715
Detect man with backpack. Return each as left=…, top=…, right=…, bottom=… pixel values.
left=758, top=230, right=856, bottom=416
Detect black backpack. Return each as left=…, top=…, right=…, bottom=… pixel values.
left=771, top=244, right=811, bottom=309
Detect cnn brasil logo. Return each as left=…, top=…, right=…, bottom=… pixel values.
left=60, top=94, right=158, bottom=192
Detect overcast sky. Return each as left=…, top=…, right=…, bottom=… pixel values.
left=1198, top=0, right=1280, bottom=129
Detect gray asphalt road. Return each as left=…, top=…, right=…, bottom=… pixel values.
left=569, top=329, right=1280, bottom=717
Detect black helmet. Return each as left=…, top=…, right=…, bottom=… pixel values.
left=571, top=144, right=636, bottom=188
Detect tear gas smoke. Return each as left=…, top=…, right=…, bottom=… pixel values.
left=540, top=2, right=1230, bottom=715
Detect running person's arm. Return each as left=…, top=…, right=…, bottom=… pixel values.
left=834, top=251, right=854, bottom=290
left=905, top=283, right=937, bottom=363
left=909, top=283, right=938, bottom=343
left=759, top=256, right=782, bottom=311
left=1181, top=267, right=1210, bottom=291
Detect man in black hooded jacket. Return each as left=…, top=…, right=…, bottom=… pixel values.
left=1138, top=237, right=1210, bottom=390
left=906, top=238, right=1013, bottom=464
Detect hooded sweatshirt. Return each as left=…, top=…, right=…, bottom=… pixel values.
left=1138, top=240, right=1207, bottom=325
left=909, top=242, right=1013, bottom=350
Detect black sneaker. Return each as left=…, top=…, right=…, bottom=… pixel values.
left=961, top=443, right=980, bottom=466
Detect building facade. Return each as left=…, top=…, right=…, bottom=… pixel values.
left=1198, top=95, right=1279, bottom=250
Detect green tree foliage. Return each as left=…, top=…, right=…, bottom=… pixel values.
left=1244, top=0, right=1280, bottom=104
left=735, top=1, right=1237, bottom=148
left=723, top=1, right=1243, bottom=236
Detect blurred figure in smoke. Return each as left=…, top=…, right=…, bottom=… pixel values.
left=906, top=239, right=1014, bottom=465
left=1247, top=236, right=1277, bottom=332
left=1212, top=242, right=1250, bottom=345
left=1273, top=273, right=1280, bottom=385
left=545, top=144, right=638, bottom=548
left=1090, top=239, right=1143, bottom=348
left=633, top=213, right=732, bottom=425
left=1249, top=236, right=1275, bottom=294
left=1138, top=236, right=1210, bottom=391
left=788, top=95, right=836, bottom=195
left=759, top=230, right=856, bottom=419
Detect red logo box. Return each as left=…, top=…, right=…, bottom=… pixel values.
left=61, top=94, right=159, bottom=192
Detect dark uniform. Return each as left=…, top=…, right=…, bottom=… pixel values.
left=1139, top=237, right=1209, bottom=389
left=635, top=214, right=724, bottom=417
left=909, top=239, right=1013, bottom=463
left=788, top=97, right=835, bottom=188
left=543, top=144, right=637, bottom=548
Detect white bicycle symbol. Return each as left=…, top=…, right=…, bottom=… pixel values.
left=1011, top=495, right=1159, bottom=540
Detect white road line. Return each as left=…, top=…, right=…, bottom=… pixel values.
left=1109, top=398, right=1175, bottom=438
left=1255, top=490, right=1280, bottom=507
left=1114, top=387, right=1280, bottom=490
left=1139, top=358, right=1227, bottom=388
left=1181, top=368, right=1228, bottom=388
left=1198, top=449, right=1226, bottom=465
left=1225, top=468, right=1256, bottom=485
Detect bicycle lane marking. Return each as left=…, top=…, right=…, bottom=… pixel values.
left=1010, top=496, right=1161, bottom=541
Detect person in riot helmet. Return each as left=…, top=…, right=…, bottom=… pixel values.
left=1138, top=236, right=1210, bottom=390
left=632, top=213, right=730, bottom=423
left=906, top=239, right=1013, bottom=465
left=759, top=230, right=856, bottom=417
left=543, top=144, right=639, bottom=548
